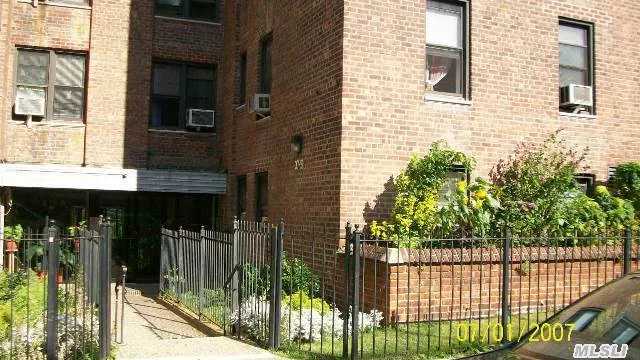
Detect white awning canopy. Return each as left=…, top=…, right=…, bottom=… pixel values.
left=0, top=164, right=226, bottom=194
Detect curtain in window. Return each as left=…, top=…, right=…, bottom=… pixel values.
left=54, top=54, right=85, bottom=119
left=425, top=56, right=452, bottom=88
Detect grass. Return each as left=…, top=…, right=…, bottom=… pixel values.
left=277, top=312, right=553, bottom=359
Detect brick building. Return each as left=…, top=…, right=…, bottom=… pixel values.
left=222, top=0, right=640, bottom=240
left=0, top=0, right=226, bottom=279
left=1, top=0, right=639, bottom=278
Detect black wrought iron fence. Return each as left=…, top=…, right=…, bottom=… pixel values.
left=159, top=219, right=639, bottom=359
left=159, top=220, right=276, bottom=344
left=1, top=220, right=114, bottom=360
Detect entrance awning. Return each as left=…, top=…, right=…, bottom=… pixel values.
left=0, top=164, right=226, bottom=194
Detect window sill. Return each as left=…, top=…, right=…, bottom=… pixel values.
left=148, top=128, right=216, bottom=136
left=256, top=115, right=272, bottom=124
left=424, top=93, right=472, bottom=106
left=9, top=120, right=85, bottom=129
left=234, top=104, right=246, bottom=111
left=17, top=0, right=91, bottom=10
left=154, top=15, right=222, bottom=26
left=559, top=111, right=596, bottom=120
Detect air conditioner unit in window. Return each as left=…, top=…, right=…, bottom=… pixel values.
left=14, top=88, right=46, bottom=116
left=250, top=94, right=271, bottom=114
left=560, top=84, right=593, bottom=108
left=187, top=109, right=215, bottom=128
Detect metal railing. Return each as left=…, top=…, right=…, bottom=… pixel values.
left=159, top=219, right=639, bottom=359
left=1, top=219, right=114, bottom=360
left=159, top=219, right=277, bottom=344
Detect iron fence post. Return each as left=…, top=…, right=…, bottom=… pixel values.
left=199, top=226, right=206, bottom=321
left=177, top=227, right=184, bottom=302
left=501, top=227, right=511, bottom=344
left=351, top=225, right=361, bottom=360
left=624, top=227, right=631, bottom=275
left=159, top=228, right=165, bottom=293
left=46, top=220, right=59, bottom=360
left=342, top=222, right=352, bottom=359
left=231, top=218, right=240, bottom=336
left=274, top=219, right=284, bottom=349
left=120, top=265, right=127, bottom=344
left=269, top=224, right=278, bottom=348
left=99, top=218, right=112, bottom=359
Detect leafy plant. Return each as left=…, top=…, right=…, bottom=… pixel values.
left=4, top=224, right=24, bottom=243
left=436, top=178, right=501, bottom=237
left=610, top=162, right=640, bottom=213
left=593, top=185, right=635, bottom=231
left=371, top=141, right=474, bottom=246
left=556, top=190, right=607, bottom=237
left=282, top=253, right=320, bottom=297
left=282, top=291, right=331, bottom=314
left=162, top=268, right=183, bottom=299
left=240, top=262, right=271, bottom=297
left=489, top=130, right=587, bottom=236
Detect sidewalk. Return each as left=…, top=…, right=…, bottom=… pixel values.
left=114, top=284, right=276, bottom=360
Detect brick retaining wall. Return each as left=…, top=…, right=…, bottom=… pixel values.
left=349, top=244, right=640, bottom=323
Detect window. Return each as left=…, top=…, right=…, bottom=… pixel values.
left=260, top=36, right=272, bottom=94
left=425, top=0, right=469, bottom=98
left=604, top=318, right=639, bottom=345
left=155, top=0, right=217, bottom=22
left=255, top=172, right=268, bottom=222
left=565, top=308, right=601, bottom=332
left=15, top=49, right=86, bottom=122
left=150, top=62, right=215, bottom=130
left=438, top=165, right=468, bottom=208
left=238, top=52, right=247, bottom=105
left=575, top=174, right=595, bottom=195
left=237, top=175, right=247, bottom=219
left=559, top=19, right=594, bottom=112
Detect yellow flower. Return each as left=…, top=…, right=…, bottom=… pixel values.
left=463, top=196, right=469, bottom=204
left=475, top=199, right=484, bottom=209
left=474, top=189, right=487, bottom=200
left=457, top=181, right=467, bottom=192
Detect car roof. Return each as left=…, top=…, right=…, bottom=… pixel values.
left=513, top=272, right=640, bottom=359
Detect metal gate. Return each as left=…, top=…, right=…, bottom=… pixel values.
left=159, top=219, right=282, bottom=345
left=1, top=218, right=114, bottom=360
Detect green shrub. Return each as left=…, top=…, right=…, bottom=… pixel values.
left=282, top=291, right=331, bottom=314
left=282, top=253, right=320, bottom=297
left=370, top=141, right=474, bottom=246
left=0, top=270, right=45, bottom=342
left=610, top=162, right=640, bottom=213
left=489, top=131, right=587, bottom=236
left=556, top=191, right=607, bottom=237
left=593, top=185, right=635, bottom=231
left=241, top=262, right=271, bottom=297
left=436, top=178, right=501, bottom=238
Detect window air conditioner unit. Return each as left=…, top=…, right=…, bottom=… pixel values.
left=187, top=109, right=215, bottom=128
left=250, top=94, right=271, bottom=114
left=14, top=88, right=46, bottom=116
left=560, top=84, right=593, bottom=107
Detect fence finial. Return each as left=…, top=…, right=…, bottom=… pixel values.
left=354, top=224, right=360, bottom=233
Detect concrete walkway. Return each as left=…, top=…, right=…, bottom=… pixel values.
left=114, top=284, right=276, bottom=360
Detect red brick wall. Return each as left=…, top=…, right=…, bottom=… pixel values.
left=220, top=0, right=344, bottom=233
left=2, top=2, right=224, bottom=171
left=352, top=245, right=640, bottom=323
left=340, top=0, right=640, bottom=227
left=2, top=3, right=91, bottom=165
